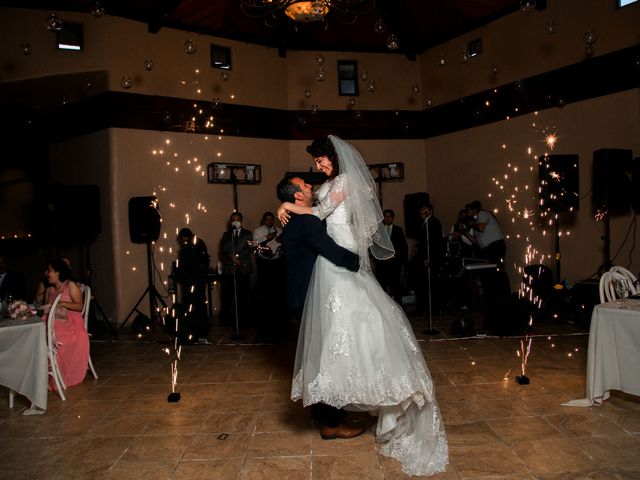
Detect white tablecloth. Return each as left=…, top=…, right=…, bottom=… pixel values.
left=564, top=299, right=640, bottom=407
left=0, top=316, right=48, bottom=410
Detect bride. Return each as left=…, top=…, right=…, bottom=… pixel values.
left=277, top=135, right=448, bottom=476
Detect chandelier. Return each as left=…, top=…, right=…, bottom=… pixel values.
left=240, top=0, right=375, bottom=25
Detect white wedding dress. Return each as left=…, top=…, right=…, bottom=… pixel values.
left=291, top=175, right=449, bottom=476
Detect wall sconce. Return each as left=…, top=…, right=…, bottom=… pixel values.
left=368, top=162, right=404, bottom=205
left=208, top=162, right=262, bottom=210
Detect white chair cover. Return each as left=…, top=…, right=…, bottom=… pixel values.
left=80, top=285, right=98, bottom=379
left=47, top=293, right=67, bottom=401
left=609, top=266, right=639, bottom=295
left=599, top=271, right=635, bottom=304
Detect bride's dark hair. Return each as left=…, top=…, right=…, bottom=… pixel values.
left=306, top=137, right=339, bottom=177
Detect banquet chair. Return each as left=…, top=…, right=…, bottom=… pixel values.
left=598, top=271, right=633, bottom=304
left=609, top=266, right=639, bottom=295
left=47, top=293, right=67, bottom=401
left=80, top=284, right=98, bottom=379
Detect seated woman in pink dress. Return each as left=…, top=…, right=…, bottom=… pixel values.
left=42, top=258, right=89, bottom=391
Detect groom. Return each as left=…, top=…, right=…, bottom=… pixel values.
left=276, top=175, right=364, bottom=440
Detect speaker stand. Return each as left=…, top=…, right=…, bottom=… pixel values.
left=554, top=218, right=561, bottom=283
left=84, top=242, right=118, bottom=339
left=599, top=213, right=613, bottom=273
left=121, top=242, right=167, bottom=329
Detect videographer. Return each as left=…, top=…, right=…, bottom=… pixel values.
left=171, top=228, right=211, bottom=342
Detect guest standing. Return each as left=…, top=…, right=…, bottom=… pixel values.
left=219, top=212, right=253, bottom=328
left=373, top=209, right=408, bottom=304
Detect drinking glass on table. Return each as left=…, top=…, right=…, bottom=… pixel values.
left=614, top=280, right=629, bottom=309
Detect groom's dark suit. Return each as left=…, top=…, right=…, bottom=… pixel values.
left=282, top=212, right=359, bottom=432
left=282, top=213, right=359, bottom=312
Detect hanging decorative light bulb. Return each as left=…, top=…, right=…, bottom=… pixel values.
left=20, top=42, right=32, bottom=56
left=44, top=13, right=63, bottom=31
left=367, top=79, right=376, bottom=92
left=347, top=97, right=356, bottom=107
left=143, top=58, right=154, bottom=71
left=438, top=54, right=446, bottom=66
left=315, top=54, right=325, bottom=65
left=311, top=104, right=320, bottom=115
left=374, top=18, right=386, bottom=34
left=183, top=39, right=197, bottom=55
left=412, top=84, right=420, bottom=94
left=545, top=20, right=556, bottom=34
left=520, top=0, right=536, bottom=12
left=212, top=97, right=222, bottom=109
left=120, top=75, right=133, bottom=89
left=360, top=69, right=368, bottom=81
left=386, top=33, right=399, bottom=51
left=583, top=30, right=597, bottom=57
left=490, top=64, right=499, bottom=76
left=426, top=97, right=433, bottom=108
left=90, top=1, right=105, bottom=18
left=221, top=71, right=230, bottom=81
left=304, top=88, right=312, bottom=99
left=315, top=67, right=327, bottom=81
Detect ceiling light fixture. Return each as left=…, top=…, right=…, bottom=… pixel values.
left=240, top=0, right=375, bottom=26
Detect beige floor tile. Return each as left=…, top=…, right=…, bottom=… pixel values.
left=210, top=394, right=264, bottom=413
left=241, top=456, right=311, bottom=480
left=487, top=416, right=565, bottom=443
left=312, top=453, right=384, bottom=480
left=248, top=431, right=313, bottom=457
left=548, top=412, right=629, bottom=437
left=254, top=409, right=311, bottom=433
left=444, top=421, right=502, bottom=448
left=173, top=459, right=244, bottom=480
left=580, top=435, right=640, bottom=468
left=200, top=411, right=257, bottom=433
left=449, top=443, right=530, bottom=478
left=183, top=432, right=251, bottom=459
left=95, top=461, right=175, bottom=479
left=121, top=434, right=192, bottom=462
left=512, top=438, right=597, bottom=474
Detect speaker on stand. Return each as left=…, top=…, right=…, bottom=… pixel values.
left=592, top=148, right=633, bottom=272
left=121, top=196, right=167, bottom=330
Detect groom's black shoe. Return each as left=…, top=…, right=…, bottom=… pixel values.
left=319, top=423, right=365, bottom=440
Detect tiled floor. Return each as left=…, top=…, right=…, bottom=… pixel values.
left=1, top=312, right=639, bottom=479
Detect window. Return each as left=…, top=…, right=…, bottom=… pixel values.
left=337, top=60, right=358, bottom=96
left=210, top=45, right=231, bottom=70
left=56, top=23, right=83, bottom=51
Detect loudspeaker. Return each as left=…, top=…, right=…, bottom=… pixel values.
left=404, top=192, right=429, bottom=238
left=128, top=196, right=161, bottom=244
left=632, top=157, right=640, bottom=215
left=592, top=148, right=632, bottom=214
left=538, top=154, right=579, bottom=213
left=48, top=184, right=101, bottom=245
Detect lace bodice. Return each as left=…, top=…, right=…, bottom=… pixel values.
left=312, top=176, right=357, bottom=251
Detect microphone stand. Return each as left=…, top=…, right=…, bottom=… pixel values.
left=423, top=215, right=439, bottom=335
left=229, top=228, right=245, bottom=341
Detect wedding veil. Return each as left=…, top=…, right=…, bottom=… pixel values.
left=329, top=135, right=395, bottom=271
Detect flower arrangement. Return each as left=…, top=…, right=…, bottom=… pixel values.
left=8, top=300, right=32, bottom=321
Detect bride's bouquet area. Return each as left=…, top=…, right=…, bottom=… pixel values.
left=9, top=300, right=33, bottom=320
